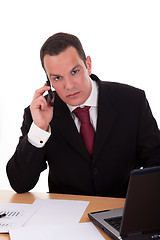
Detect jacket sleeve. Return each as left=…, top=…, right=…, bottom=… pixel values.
left=137, top=91, right=160, bottom=167
left=6, top=106, right=47, bottom=193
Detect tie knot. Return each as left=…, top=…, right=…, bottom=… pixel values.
left=73, top=106, right=91, bottom=124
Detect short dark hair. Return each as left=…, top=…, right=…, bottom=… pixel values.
left=40, top=32, right=87, bottom=69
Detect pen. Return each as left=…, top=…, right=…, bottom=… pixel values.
left=0, top=213, right=6, bottom=218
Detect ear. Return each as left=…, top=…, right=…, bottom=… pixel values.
left=85, top=56, right=92, bottom=75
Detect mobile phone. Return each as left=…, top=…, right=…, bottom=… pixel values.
left=46, top=75, right=54, bottom=107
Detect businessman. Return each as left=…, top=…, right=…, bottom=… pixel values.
left=7, top=32, right=160, bottom=197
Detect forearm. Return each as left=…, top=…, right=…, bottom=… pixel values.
left=137, top=92, right=160, bottom=167
left=6, top=135, right=47, bottom=193
left=6, top=106, right=49, bottom=193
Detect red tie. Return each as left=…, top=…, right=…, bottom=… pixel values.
left=73, top=106, right=95, bottom=155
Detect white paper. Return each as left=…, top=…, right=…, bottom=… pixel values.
left=26, top=199, right=89, bottom=225
left=9, top=222, right=105, bottom=240
left=0, top=202, right=39, bottom=233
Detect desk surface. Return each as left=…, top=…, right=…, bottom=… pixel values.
left=0, top=190, right=125, bottom=240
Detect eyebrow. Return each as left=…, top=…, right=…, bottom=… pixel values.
left=72, top=64, right=82, bottom=71
left=49, top=64, right=82, bottom=77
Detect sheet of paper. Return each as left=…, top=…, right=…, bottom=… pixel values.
left=9, top=222, right=105, bottom=240
left=0, top=202, right=39, bottom=233
left=26, top=199, right=89, bottom=225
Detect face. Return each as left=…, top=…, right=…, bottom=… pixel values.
left=44, top=47, right=92, bottom=106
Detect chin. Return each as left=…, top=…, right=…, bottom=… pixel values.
left=67, top=99, right=85, bottom=106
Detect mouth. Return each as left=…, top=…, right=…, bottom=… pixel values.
left=66, top=91, right=81, bottom=99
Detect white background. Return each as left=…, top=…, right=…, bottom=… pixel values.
left=0, top=0, right=160, bottom=193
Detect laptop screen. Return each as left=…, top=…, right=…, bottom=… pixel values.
left=120, top=167, right=160, bottom=236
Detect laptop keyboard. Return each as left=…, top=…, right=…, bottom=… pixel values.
left=104, top=216, right=122, bottom=231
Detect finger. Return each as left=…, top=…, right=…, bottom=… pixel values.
left=33, top=85, right=50, bottom=100
left=31, top=95, right=48, bottom=111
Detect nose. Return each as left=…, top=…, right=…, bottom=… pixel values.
left=64, top=77, right=74, bottom=90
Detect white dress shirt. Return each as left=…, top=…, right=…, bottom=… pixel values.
left=28, top=79, right=98, bottom=148
left=67, top=79, right=98, bottom=132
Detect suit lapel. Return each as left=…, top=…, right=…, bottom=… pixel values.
left=51, top=93, right=91, bottom=161
left=92, top=79, right=117, bottom=163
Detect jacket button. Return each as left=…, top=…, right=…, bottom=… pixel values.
left=93, top=168, right=98, bottom=174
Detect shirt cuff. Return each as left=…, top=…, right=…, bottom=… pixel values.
left=28, top=122, right=51, bottom=148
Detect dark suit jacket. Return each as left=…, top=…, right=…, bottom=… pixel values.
left=6, top=74, right=160, bottom=197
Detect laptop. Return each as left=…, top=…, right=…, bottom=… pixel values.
left=88, top=166, right=160, bottom=240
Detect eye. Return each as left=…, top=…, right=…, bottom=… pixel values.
left=72, top=69, right=79, bottom=75
left=54, top=76, right=62, bottom=81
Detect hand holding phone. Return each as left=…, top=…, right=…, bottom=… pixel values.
left=30, top=80, right=54, bottom=131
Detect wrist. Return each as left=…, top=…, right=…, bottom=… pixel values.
left=28, top=122, right=51, bottom=148
left=36, top=123, right=50, bottom=132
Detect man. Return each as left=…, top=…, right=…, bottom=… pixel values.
left=6, top=32, right=160, bottom=197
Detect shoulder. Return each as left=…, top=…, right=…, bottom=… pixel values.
left=91, top=74, right=145, bottom=101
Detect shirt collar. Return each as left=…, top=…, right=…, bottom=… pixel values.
left=67, top=78, right=98, bottom=113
